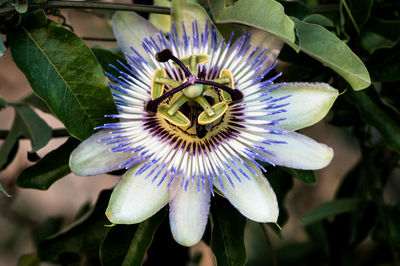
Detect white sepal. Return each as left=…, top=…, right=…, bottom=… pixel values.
left=69, top=130, right=133, bottom=176
left=262, top=127, right=334, bottom=170
left=106, top=163, right=169, bottom=224
left=169, top=179, right=211, bottom=247
left=113, top=11, right=159, bottom=62
left=268, top=82, right=338, bottom=131
left=213, top=160, right=279, bottom=223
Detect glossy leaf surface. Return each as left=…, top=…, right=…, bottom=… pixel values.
left=301, top=198, right=362, bottom=226
left=17, top=138, right=80, bottom=190
left=210, top=196, right=247, bottom=266
left=8, top=21, right=116, bottom=140
left=38, top=190, right=111, bottom=263
left=291, top=17, right=371, bottom=91
left=100, top=210, right=165, bottom=266
left=207, top=0, right=295, bottom=45
left=347, top=88, right=400, bottom=153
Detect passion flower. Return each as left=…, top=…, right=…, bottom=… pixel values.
left=69, top=12, right=338, bottom=246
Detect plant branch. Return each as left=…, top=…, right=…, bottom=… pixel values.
left=0, top=1, right=171, bottom=16
left=0, top=128, right=70, bottom=139
left=81, top=37, right=116, bottom=42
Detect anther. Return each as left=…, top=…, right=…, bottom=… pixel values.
left=155, top=49, right=173, bottom=62
left=155, top=49, right=191, bottom=77
left=146, top=50, right=243, bottom=115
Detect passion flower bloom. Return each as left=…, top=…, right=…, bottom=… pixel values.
left=69, top=12, right=338, bottom=246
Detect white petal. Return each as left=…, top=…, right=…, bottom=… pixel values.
left=171, top=0, right=222, bottom=41
left=248, top=28, right=283, bottom=73
left=106, top=163, right=169, bottom=224
left=69, top=130, right=132, bottom=176
left=149, top=0, right=171, bottom=33
left=169, top=180, right=211, bottom=246
left=268, top=82, right=338, bottom=131
left=113, top=11, right=159, bottom=62
left=213, top=161, right=278, bottom=223
left=263, top=128, right=334, bottom=170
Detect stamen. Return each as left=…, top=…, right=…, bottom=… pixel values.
left=155, top=49, right=191, bottom=77
left=145, top=82, right=191, bottom=114
left=146, top=49, right=244, bottom=115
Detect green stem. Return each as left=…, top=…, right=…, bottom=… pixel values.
left=0, top=1, right=171, bottom=16
left=341, top=0, right=360, bottom=35
left=260, top=223, right=277, bottom=266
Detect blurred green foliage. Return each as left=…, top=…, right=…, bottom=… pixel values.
left=0, top=0, right=399, bottom=265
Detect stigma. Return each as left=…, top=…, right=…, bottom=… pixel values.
left=145, top=49, right=243, bottom=131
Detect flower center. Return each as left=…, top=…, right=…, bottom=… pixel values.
left=145, top=49, right=243, bottom=138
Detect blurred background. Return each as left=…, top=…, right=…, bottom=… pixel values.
left=1, top=0, right=399, bottom=265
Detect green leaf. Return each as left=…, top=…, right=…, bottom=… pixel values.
left=284, top=168, right=317, bottom=185
left=340, top=0, right=360, bottom=34
left=207, top=0, right=295, bottom=46
left=0, top=35, right=6, bottom=57
left=20, top=9, right=47, bottom=28
left=91, top=47, right=127, bottom=78
left=38, top=190, right=111, bottom=263
left=8, top=21, right=117, bottom=141
left=303, top=14, right=334, bottom=28
left=301, top=198, right=362, bottom=226
left=210, top=196, right=247, bottom=266
left=278, top=0, right=312, bottom=20
left=361, top=30, right=397, bottom=54
left=17, top=254, right=40, bottom=266
left=369, top=50, right=400, bottom=82
left=22, top=94, right=52, bottom=114
left=13, top=0, right=28, bottom=13
left=0, top=105, right=51, bottom=169
left=361, top=18, right=400, bottom=54
left=266, top=167, right=293, bottom=231
left=17, top=138, right=80, bottom=190
left=0, top=98, right=7, bottom=110
left=149, top=0, right=171, bottom=33
left=0, top=183, right=11, bottom=197
left=291, top=17, right=370, bottom=91
left=366, top=17, right=400, bottom=43
left=32, top=217, right=64, bottom=246
left=14, top=105, right=52, bottom=152
left=348, top=0, right=373, bottom=28
left=347, top=88, right=400, bottom=153
left=372, top=205, right=400, bottom=249
left=100, top=209, right=165, bottom=266
left=0, top=116, right=21, bottom=170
